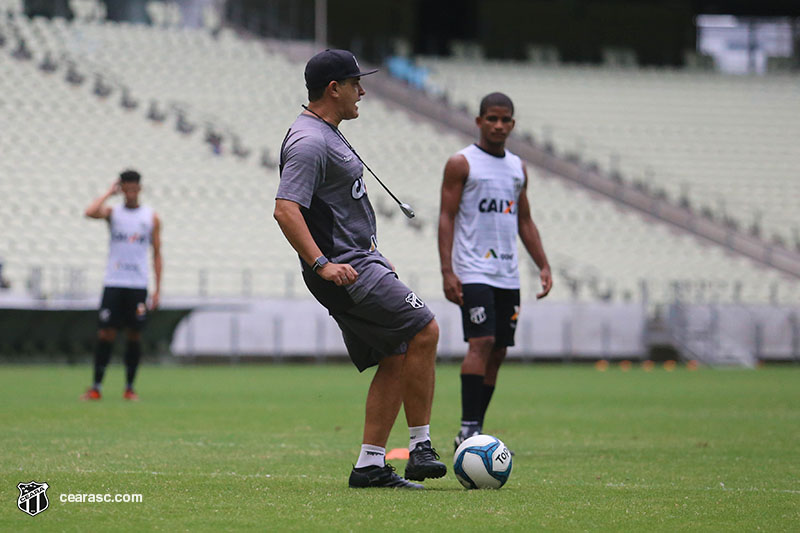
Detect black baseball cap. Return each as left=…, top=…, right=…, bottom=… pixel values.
left=304, top=49, right=378, bottom=90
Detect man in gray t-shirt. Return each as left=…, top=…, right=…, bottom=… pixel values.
left=274, top=49, right=446, bottom=489
left=278, top=113, right=387, bottom=304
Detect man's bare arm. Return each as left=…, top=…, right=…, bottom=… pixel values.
left=150, top=213, right=162, bottom=309
left=273, top=199, right=358, bottom=286
left=517, top=166, right=552, bottom=299
left=85, top=181, right=119, bottom=219
left=438, top=154, right=468, bottom=306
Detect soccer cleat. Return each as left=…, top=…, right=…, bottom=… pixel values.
left=453, top=428, right=480, bottom=452
left=123, top=388, right=139, bottom=401
left=455, top=429, right=515, bottom=456
left=404, top=440, right=447, bottom=481
left=348, top=464, right=424, bottom=489
left=80, top=388, right=101, bottom=401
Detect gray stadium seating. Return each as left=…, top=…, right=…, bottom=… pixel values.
left=1, top=8, right=798, bottom=307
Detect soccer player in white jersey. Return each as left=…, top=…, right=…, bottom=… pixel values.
left=438, top=93, right=552, bottom=449
left=81, top=170, right=162, bottom=401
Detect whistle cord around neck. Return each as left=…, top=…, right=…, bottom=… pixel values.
left=300, top=105, right=414, bottom=219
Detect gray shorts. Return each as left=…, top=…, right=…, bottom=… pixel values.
left=302, top=269, right=435, bottom=372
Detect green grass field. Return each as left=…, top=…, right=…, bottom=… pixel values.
left=1, top=363, right=798, bottom=532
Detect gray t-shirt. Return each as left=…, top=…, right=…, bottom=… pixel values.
left=277, top=113, right=393, bottom=303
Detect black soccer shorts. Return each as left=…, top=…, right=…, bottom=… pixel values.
left=98, top=286, right=149, bottom=331
left=460, top=283, right=520, bottom=347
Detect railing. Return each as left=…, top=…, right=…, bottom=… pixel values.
left=170, top=299, right=648, bottom=360
left=667, top=302, right=800, bottom=365
left=7, top=264, right=799, bottom=306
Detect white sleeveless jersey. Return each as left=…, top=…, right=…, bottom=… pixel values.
left=452, top=144, right=525, bottom=289
left=103, top=204, right=154, bottom=289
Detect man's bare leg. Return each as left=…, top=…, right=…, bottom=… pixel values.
left=362, top=354, right=404, bottom=447
left=401, top=319, right=439, bottom=426
left=359, top=319, right=441, bottom=440
left=350, top=353, right=426, bottom=489
left=399, top=319, right=447, bottom=481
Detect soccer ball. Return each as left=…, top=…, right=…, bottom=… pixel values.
left=453, top=434, right=512, bottom=489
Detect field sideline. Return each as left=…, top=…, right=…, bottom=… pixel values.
left=1, top=363, right=798, bottom=531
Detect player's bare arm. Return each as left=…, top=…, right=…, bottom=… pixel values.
left=438, top=154, right=469, bottom=306
left=151, top=213, right=162, bottom=310
left=84, top=181, right=120, bottom=219
left=517, top=166, right=552, bottom=299
left=273, top=199, right=358, bottom=286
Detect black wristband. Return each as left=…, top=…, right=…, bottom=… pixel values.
left=312, top=256, right=329, bottom=272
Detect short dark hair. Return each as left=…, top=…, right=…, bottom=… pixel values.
left=479, top=92, right=514, bottom=116
left=308, top=85, right=326, bottom=102
left=119, top=169, right=141, bottom=183
left=307, top=79, right=346, bottom=102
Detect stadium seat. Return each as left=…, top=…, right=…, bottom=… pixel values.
left=1, top=13, right=798, bottom=306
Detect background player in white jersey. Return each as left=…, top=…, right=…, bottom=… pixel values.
left=81, top=170, right=162, bottom=401
left=438, top=93, right=552, bottom=449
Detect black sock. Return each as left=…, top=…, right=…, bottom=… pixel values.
left=124, top=340, right=142, bottom=389
left=93, top=340, right=113, bottom=387
left=479, top=384, right=495, bottom=427
left=460, top=374, right=484, bottom=428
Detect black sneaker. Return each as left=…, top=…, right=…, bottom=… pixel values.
left=348, top=464, right=424, bottom=489
left=405, top=440, right=447, bottom=481
left=454, top=430, right=516, bottom=456
left=453, top=428, right=480, bottom=452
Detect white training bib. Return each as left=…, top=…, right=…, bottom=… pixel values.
left=452, top=144, right=525, bottom=289
left=103, top=204, right=153, bottom=289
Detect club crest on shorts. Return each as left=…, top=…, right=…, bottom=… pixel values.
left=136, top=302, right=147, bottom=318
left=405, top=292, right=424, bottom=309
left=470, top=306, right=487, bottom=325
left=99, top=308, right=111, bottom=323
left=17, top=481, right=49, bottom=517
